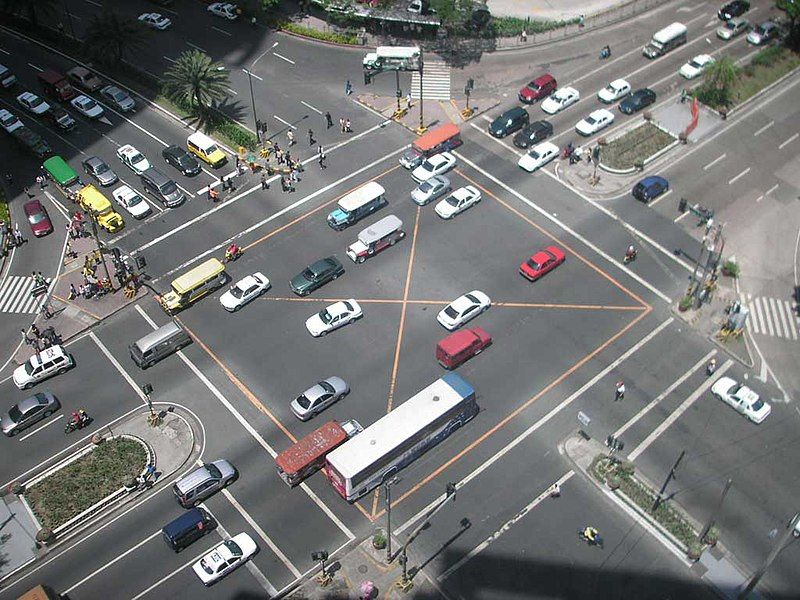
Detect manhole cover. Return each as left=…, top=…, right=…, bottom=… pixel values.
left=358, top=564, right=369, bottom=574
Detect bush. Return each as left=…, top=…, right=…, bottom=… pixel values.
left=488, top=16, right=577, bottom=37
left=722, top=259, right=740, bottom=278
left=601, top=123, right=676, bottom=170
left=215, top=119, right=259, bottom=151
left=372, top=529, right=387, bottom=549
left=679, top=296, right=693, bottom=311
left=281, top=21, right=359, bottom=44
left=751, top=44, right=785, bottom=67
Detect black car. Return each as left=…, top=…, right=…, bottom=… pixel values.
left=290, top=256, right=344, bottom=296
left=489, top=106, right=529, bottom=138
left=513, top=120, right=553, bottom=149
left=619, top=88, right=657, bottom=115
left=162, top=144, right=202, bottom=176
left=45, top=104, right=76, bottom=131
left=718, top=0, right=749, bottom=21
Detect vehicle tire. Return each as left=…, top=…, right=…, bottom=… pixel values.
left=23, top=382, right=33, bottom=390
left=368, top=248, right=374, bottom=255
left=233, top=304, right=240, bottom=312
left=193, top=499, right=202, bottom=507
left=475, top=348, right=482, bottom=355
left=389, top=239, right=396, bottom=246
left=9, top=429, right=18, bottom=437
left=481, top=306, right=489, bottom=313
left=357, top=256, right=366, bottom=264
left=332, top=273, right=339, bottom=280
left=44, top=410, right=54, bottom=417
left=320, top=330, right=327, bottom=337
left=57, top=367, right=68, bottom=375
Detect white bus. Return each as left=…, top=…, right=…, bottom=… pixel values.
left=363, top=46, right=421, bottom=71
left=324, top=373, right=477, bottom=502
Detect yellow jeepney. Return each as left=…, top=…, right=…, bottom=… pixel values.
left=159, top=258, right=227, bottom=314
left=76, top=185, right=125, bottom=233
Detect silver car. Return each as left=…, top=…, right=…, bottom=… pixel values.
left=100, top=85, right=135, bottom=112
left=2, top=392, right=60, bottom=436
left=411, top=175, right=451, bottom=206
left=290, top=376, right=349, bottom=421
left=82, top=156, right=118, bottom=187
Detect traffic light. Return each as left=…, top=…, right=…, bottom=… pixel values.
left=135, top=255, right=146, bottom=270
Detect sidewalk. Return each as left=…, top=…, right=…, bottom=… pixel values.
left=357, top=92, right=501, bottom=132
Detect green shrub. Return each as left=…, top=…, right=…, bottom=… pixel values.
left=488, top=15, right=576, bottom=37
left=281, top=22, right=359, bottom=44
left=751, top=44, right=785, bottom=67
left=679, top=296, right=693, bottom=311
left=722, top=259, right=740, bottom=278
left=214, top=120, right=258, bottom=151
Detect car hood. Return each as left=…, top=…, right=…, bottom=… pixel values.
left=219, top=290, right=240, bottom=310
left=435, top=199, right=458, bottom=216
left=489, top=119, right=507, bottom=135
left=327, top=208, right=348, bottom=225
left=305, top=313, right=326, bottom=334
left=517, top=153, right=541, bottom=171
left=290, top=273, right=312, bottom=292
left=12, top=365, right=29, bottom=385
left=597, top=88, right=618, bottom=102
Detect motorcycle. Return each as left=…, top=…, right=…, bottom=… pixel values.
left=64, top=409, right=91, bottom=434
left=623, top=249, right=637, bottom=264
left=224, top=246, right=243, bottom=263
left=599, top=46, right=611, bottom=59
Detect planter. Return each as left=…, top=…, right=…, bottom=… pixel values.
left=703, top=526, right=720, bottom=547
left=597, top=137, right=607, bottom=146
left=678, top=296, right=693, bottom=312
left=678, top=132, right=688, bottom=145
left=91, top=433, right=103, bottom=445
left=372, top=530, right=387, bottom=550
left=721, top=259, right=740, bottom=278
left=36, top=527, right=55, bottom=545
left=9, top=481, right=24, bottom=495
left=606, top=474, right=621, bottom=490
left=633, top=159, right=644, bottom=172
left=687, top=539, right=704, bottom=560
left=642, top=111, right=652, bottom=121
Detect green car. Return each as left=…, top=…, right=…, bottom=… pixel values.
left=290, top=256, right=344, bottom=296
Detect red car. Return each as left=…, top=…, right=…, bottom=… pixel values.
left=519, top=245, right=565, bottom=281
left=24, top=200, right=53, bottom=237
left=518, top=73, right=557, bottom=103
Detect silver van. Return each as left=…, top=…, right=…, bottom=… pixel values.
left=141, top=167, right=184, bottom=207
left=130, top=320, right=191, bottom=369
left=173, top=460, right=236, bottom=508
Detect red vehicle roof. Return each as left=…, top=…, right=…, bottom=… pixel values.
left=437, top=327, right=490, bottom=355
left=412, top=123, right=461, bottom=153
left=275, top=421, right=348, bottom=476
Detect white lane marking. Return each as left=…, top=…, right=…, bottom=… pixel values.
left=627, top=360, right=733, bottom=461
left=765, top=183, right=779, bottom=198
left=163, top=56, right=176, bottom=63
left=61, top=531, right=161, bottom=595
left=728, top=166, right=750, bottom=185
left=0, top=48, right=9, bottom=55
left=703, top=153, right=726, bottom=170
left=273, top=114, right=296, bottom=129
left=770, top=297, right=787, bottom=338
left=211, top=26, right=232, bottom=37
left=396, top=317, right=675, bottom=536
left=300, top=100, right=322, bottom=114
left=458, top=144, right=676, bottom=302
left=134, top=305, right=355, bottom=540
left=243, top=68, right=263, bottom=81
left=222, top=488, right=302, bottom=578
left=753, top=120, right=774, bottom=136
left=614, top=350, right=716, bottom=439
left=18, top=414, right=65, bottom=441
left=272, top=52, right=295, bottom=65
left=760, top=297, right=775, bottom=336
left=779, top=132, right=799, bottom=149
left=186, top=42, right=206, bottom=53
left=674, top=211, right=689, bottom=223
left=438, top=471, right=575, bottom=582
left=647, top=188, right=672, bottom=207
left=128, top=547, right=213, bottom=600
left=84, top=0, right=102, bottom=6
left=27, top=62, right=43, bottom=72
left=89, top=332, right=148, bottom=404
left=227, top=87, right=238, bottom=95
left=135, top=119, right=397, bottom=255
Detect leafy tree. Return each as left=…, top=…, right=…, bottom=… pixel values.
left=430, top=0, right=473, bottom=31
left=82, top=12, right=146, bottom=66
left=777, top=0, right=800, bottom=50
left=1, top=0, right=57, bottom=26
left=700, top=55, right=740, bottom=107
left=163, top=50, right=231, bottom=119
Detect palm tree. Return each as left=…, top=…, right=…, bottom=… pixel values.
left=701, top=55, right=740, bottom=108
left=1, top=0, right=57, bottom=27
left=82, top=12, right=147, bottom=67
left=163, top=50, right=231, bottom=119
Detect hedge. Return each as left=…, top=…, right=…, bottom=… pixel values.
left=488, top=16, right=578, bottom=37
left=281, top=22, right=360, bottom=45
left=156, top=95, right=259, bottom=151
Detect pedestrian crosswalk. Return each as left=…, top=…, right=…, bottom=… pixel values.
left=411, top=62, right=451, bottom=101
left=0, top=276, right=50, bottom=314
left=746, top=295, right=799, bottom=340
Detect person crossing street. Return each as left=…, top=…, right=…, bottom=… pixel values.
left=615, top=381, right=625, bottom=401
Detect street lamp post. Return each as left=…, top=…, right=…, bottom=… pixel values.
left=243, top=42, right=278, bottom=145
left=384, top=476, right=400, bottom=563
left=142, top=383, right=160, bottom=426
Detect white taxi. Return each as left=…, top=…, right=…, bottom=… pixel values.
left=112, top=185, right=152, bottom=219
left=13, top=345, right=74, bottom=390
left=541, top=87, right=580, bottom=114
left=517, top=141, right=559, bottom=172
left=434, top=185, right=481, bottom=219
left=575, top=108, right=615, bottom=136
left=116, top=144, right=151, bottom=175
left=711, top=376, right=771, bottom=423
left=192, top=533, right=258, bottom=586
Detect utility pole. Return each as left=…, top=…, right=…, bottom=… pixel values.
left=417, top=58, right=425, bottom=133
left=738, top=513, right=800, bottom=599
left=87, top=212, right=112, bottom=289
left=699, top=478, right=732, bottom=542
left=384, top=476, right=400, bottom=563
left=243, top=43, right=276, bottom=145
left=652, top=450, right=685, bottom=512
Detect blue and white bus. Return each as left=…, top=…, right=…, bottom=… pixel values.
left=324, top=373, right=477, bottom=502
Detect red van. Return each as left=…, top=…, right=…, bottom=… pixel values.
left=436, top=327, right=492, bottom=369
left=519, top=73, right=557, bottom=103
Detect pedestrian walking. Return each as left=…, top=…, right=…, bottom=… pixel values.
left=406, top=92, right=412, bottom=109
left=260, top=173, right=269, bottom=190
left=308, top=129, right=315, bottom=146
left=287, top=130, right=295, bottom=146
left=4, top=172, right=13, bottom=187
left=30, top=324, right=40, bottom=339
left=21, top=329, right=33, bottom=347
left=325, top=111, right=333, bottom=129
left=13, top=224, right=24, bottom=246
left=275, top=148, right=284, bottom=165
left=284, top=150, right=291, bottom=165
left=68, top=283, right=77, bottom=300
left=280, top=176, right=288, bottom=193
left=520, top=29, right=527, bottom=42
left=706, top=358, right=717, bottom=376
left=235, top=155, right=241, bottom=170
left=615, top=381, right=625, bottom=401
left=318, top=153, right=327, bottom=169
left=317, top=144, right=324, bottom=157
left=550, top=483, right=560, bottom=497
left=24, top=186, right=35, bottom=199
left=36, top=174, right=46, bottom=189
left=290, top=168, right=299, bottom=183
left=345, top=79, right=352, bottom=95
left=345, top=119, right=352, bottom=133
left=339, top=117, right=345, bottom=133
left=578, top=14, right=585, bottom=27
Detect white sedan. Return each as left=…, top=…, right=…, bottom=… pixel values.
left=518, top=141, right=559, bottom=172
left=434, top=185, right=481, bottom=219
left=116, top=144, right=151, bottom=175
left=208, top=2, right=239, bottom=19
left=112, top=185, right=152, bottom=219
left=138, top=12, right=172, bottom=29
left=597, top=79, right=631, bottom=103
left=541, top=87, right=580, bottom=114
left=711, top=376, right=771, bottom=423
left=679, top=54, right=715, bottom=79
left=575, top=108, right=615, bottom=136
left=306, top=299, right=362, bottom=337
left=219, top=272, right=271, bottom=312
left=192, top=533, right=258, bottom=586
left=70, top=95, right=104, bottom=119
left=411, top=152, right=456, bottom=183
left=437, top=290, right=491, bottom=330
left=16, top=92, right=50, bottom=115
left=411, top=175, right=451, bottom=206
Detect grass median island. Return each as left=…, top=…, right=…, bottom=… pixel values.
left=600, top=122, right=676, bottom=171
left=26, top=438, right=147, bottom=530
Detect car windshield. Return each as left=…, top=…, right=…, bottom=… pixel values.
left=23, top=362, right=35, bottom=375
left=421, top=160, right=434, bottom=171
left=82, top=98, right=98, bottom=109
left=446, top=195, right=460, bottom=207
left=725, top=21, right=736, bottom=30
left=160, top=181, right=177, bottom=194
left=296, top=393, right=310, bottom=409
left=223, top=540, right=242, bottom=557
left=418, top=180, right=434, bottom=193
left=206, top=463, right=222, bottom=478
left=229, top=284, right=246, bottom=299
left=109, top=88, right=126, bottom=100
left=301, top=268, right=314, bottom=281
left=466, top=294, right=480, bottom=304
left=689, top=59, right=703, bottom=69
left=8, top=405, right=22, bottom=422
left=527, top=258, right=542, bottom=270
left=127, top=194, right=143, bottom=206
left=585, top=116, right=597, bottom=125
left=130, top=153, right=144, bottom=163
left=320, top=381, right=335, bottom=394
left=30, top=97, right=43, bottom=108
left=729, top=383, right=743, bottom=395
left=28, top=212, right=46, bottom=224
left=605, top=84, right=617, bottom=93
left=529, top=150, right=542, bottom=160
left=94, top=162, right=108, bottom=174
left=319, top=309, right=332, bottom=324
left=751, top=398, right=765, bottom=411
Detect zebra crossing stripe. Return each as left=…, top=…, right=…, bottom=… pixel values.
left=0, top=276, right=50, bottom=314
left=746, top=296, right=799, bottom=340
left=0, top=277, right=27, bottom=312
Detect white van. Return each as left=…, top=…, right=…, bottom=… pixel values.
left=643, top=22, right=688, bottom=58
left=327, top=181, right=387, bottom=231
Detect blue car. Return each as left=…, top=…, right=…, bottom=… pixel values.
left=632, top=176, right=669, bottom=203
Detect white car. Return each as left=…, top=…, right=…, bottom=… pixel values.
left=437, top=290, right=491, bottom=330
left=219, top=272, right=271, bottom=312
left=13, top=346, right=74, bottom=390
left=411, top=175, right=451, bottom=206
left=16, top=92, right=50, bottom=115
left=541, top=87, right=580, bottom=114
left=517, top=141, right=559, bottom=172
left=208, top=2, right=239, bottom=19
left=112, top=185, right=152, bottom=219
left=711, top=376, right=771, bottom=423
left=192, top=533, right=257, bottom=586
left=70, top=95, right=104, bottom=119
left=679, top=54, right=715, bottom=79
left=434, top=185, right=481, bottom=219
left=116, top=144, right=151, bottom=175
left=597, top=79, right=631, bottom=103
left=305, top=299, right=362, bottom=337
left=575, top=108, right=615, bottom=136
left=716, top=17, right=749, bottom=40
left=0, top=109, right=23, bottom=133
left=138, top=12, right=172, bottom=30
left=411, top=152, right=456, bottom=183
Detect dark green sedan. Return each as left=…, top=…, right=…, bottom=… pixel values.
left=290, top=256, right=344, bottom=296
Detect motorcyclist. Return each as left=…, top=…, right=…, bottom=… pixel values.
left=625, top=245, right=637, bottom=261
left=600, top=45, right=611, bottom=58
left=583, top=526, right=599, bottom=543
left=225, top=243, right=241, bottom=262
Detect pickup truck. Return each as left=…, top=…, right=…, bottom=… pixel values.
left=38, top=69, right=78, bottom=102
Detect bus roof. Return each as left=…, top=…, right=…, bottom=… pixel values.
left=326, top=373, right=474, bottom=480
left=412, top=123, right=461, bottom=153
left=275, top=421, right=348, bottom=475
left=172, top=258, right=225, bottom=295
left=338, top=181, right=385, bottom=212
left=357, top=215, right=402, bottom=246
left=43, top=156, right=79, bottom=186
left=375, top=46, right=420, bottom=59
left=653, top=22, right=687, bottom=43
